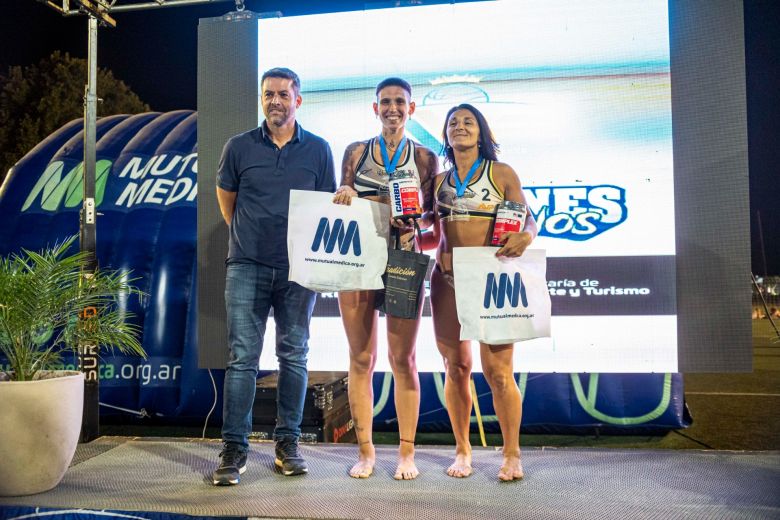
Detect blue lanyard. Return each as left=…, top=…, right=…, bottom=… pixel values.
left=378, top=135, right=407, bottom=175
left=453, top=157, right=482, bottom=197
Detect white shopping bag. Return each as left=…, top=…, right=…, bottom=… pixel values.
left=288, top=190, right=390, bottom=292
left=453, top=247, right=551, bottom=344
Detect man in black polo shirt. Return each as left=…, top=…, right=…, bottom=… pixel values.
left=212, top=67, right=336, bottom=485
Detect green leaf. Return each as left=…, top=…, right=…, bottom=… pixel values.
left=0, top=235, right=146, bottom=381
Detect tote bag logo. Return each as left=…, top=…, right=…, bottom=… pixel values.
left=311, top=218, right=362, bottom=256
left=484, top=272, right=528, bottom=309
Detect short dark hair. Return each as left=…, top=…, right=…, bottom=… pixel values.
left=261, top=67, right=301, bottom=94
left=375, top=77, right=412, bottom=98
left=441, top=104, right=500, bottom=165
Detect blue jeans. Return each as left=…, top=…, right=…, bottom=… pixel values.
left=222, top=262, right=316, bottom=449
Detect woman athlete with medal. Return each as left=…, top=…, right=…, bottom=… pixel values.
left=332, top=78, right=438, bottom=480
left=430, top=103, right=537, bottom=481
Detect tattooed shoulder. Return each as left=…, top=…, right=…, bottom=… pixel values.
left=345, top=141, right=367, bottom=158
left=422, top=147, right=439, bottom=178
left=340, top=140, right=368, bottom=185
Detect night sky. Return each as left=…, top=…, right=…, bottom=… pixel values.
left=1, top=0, right=777, bottom=274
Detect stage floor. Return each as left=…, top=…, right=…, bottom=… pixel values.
left=0, top=437, right=778, bottom=520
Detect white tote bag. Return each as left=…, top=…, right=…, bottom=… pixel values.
left=453, top=247, right=551, bottom=345
left=288, top=190, right=390, bottom=292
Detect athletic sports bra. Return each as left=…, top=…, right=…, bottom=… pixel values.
left=354, top=137, right=420, bottom=197
left=435, top=160, right=504, bottom=219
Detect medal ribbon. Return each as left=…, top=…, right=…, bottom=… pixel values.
left=379, top=134, right=408, bottom=175
left=453, top=156, right=483, bottom=197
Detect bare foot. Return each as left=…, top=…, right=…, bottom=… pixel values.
left=349, top=458, right=375, bottom=478
left=394, top=453, right=419, bottom=480
left=394, top=440, right=418, bottom=480
left=446, top=452, right=473, bottom=478
left=498, top=455, right=524, bottom=481
left=349, top=444, right=375, bottom=478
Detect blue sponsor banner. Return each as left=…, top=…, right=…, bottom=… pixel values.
left=373, top=372, right=689, bottom=434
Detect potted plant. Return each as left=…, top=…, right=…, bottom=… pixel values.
left=0, top=236, right=146, bottom=496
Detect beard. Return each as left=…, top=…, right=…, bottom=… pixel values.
left=265, top=106, right=290, bottom=127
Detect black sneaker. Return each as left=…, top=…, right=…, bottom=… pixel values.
left=212, top=443, right=247, bottom=485
left=274, top=438, right=308, bottom=476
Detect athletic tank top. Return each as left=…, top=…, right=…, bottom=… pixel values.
left=435, top=160, right=504, bottom=219
left=354, top=137, right=420, bottom=197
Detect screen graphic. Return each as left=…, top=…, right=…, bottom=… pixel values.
left=257, top=0, right=676, bottom=373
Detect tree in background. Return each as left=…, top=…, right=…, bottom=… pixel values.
left=0, top=51, right=150, bottom=187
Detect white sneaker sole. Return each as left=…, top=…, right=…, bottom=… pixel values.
left=274, top=458, right=308, bottom=476
left=212, top=464, right=246, bottom=485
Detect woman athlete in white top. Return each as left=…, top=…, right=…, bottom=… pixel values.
left=430, top=103, right=537, bottom=481
left=332, top=77, right=438, bottom=480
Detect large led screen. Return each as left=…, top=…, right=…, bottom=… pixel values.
left=254, top=0, right=676, bottom=373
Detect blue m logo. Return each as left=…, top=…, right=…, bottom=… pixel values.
left=311, top=218, right=362, bottom=256
left=483, top=272, right=528, bottom=309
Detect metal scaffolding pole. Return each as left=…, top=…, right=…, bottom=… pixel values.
left=38, top=0, right=235, bottom=442
left=79, top=14, right=100, bottom=442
